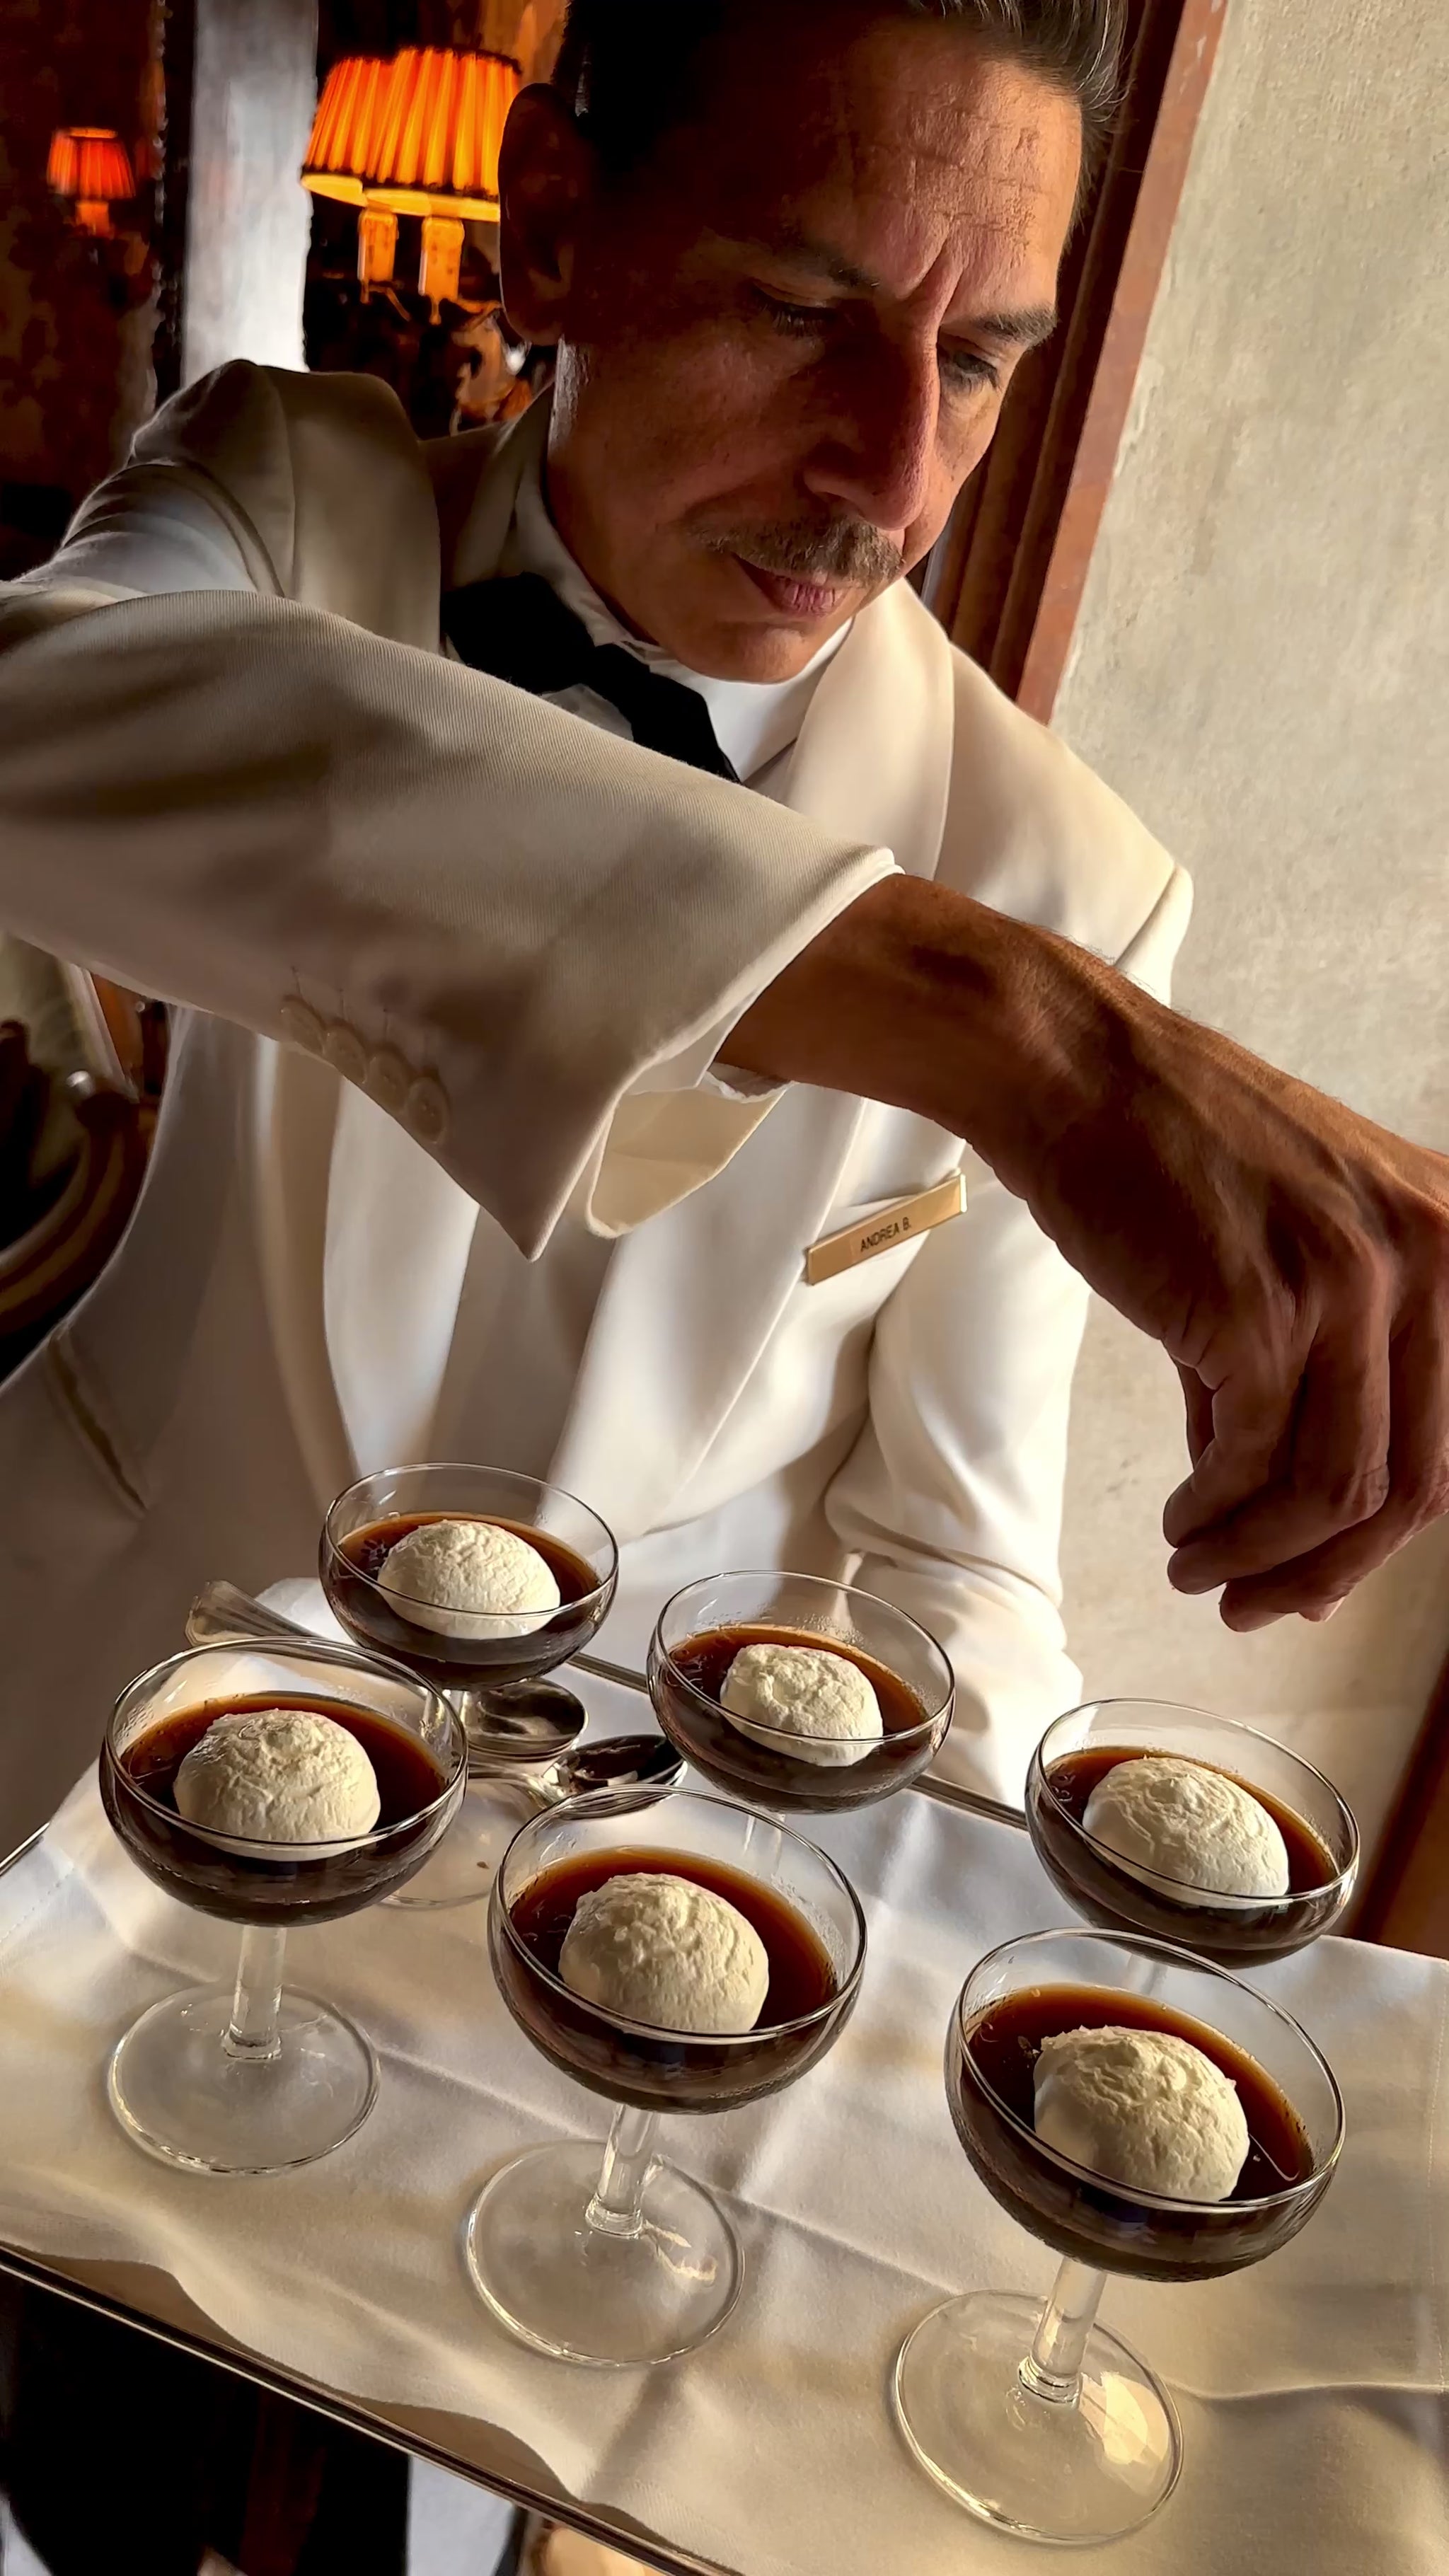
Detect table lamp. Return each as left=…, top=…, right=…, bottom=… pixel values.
left=46, top=127, right=137, bottom=239
left=364, top=47, right=520, bottom=318
left=303, top=47, right=519, bottom=313
left=301, top=56, right=396, bottom=293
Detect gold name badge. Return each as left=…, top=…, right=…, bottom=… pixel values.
left=804, top=1174, right=965, bottom=1286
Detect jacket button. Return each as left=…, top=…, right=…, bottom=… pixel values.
left=278, top=998, right=326, bottom=1056
left=323, top=1020, right=369, bottom=1085
left=364, top=1046, right=412, bottom=1116
left=405, top=1074, right=449, bottom=1148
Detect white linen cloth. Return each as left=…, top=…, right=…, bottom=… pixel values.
left=1, top=1665, right=1445, bottom=2576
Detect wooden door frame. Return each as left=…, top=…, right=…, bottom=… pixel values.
left=1351, top=1656, right=1449, bottom=1956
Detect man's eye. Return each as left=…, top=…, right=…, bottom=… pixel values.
left=752, top=289, right=831, bottom=337
left=940, top=348, right=1000, bottom=393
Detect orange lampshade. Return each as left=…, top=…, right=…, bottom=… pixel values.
left=301, top=56, right=391, bottom=204
left=301, top=48, right=520, bottom=318
left=364, top=47, right=520, bottom=219
left=47, top=126, right=137, bottom=233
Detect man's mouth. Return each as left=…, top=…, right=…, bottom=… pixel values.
left=732, top=558, right=855, bottom=621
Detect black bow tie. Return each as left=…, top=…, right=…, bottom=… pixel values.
left=442, top=572, right=739, bottom=783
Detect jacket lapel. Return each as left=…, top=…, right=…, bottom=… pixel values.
left=785, top=577, right=954, bottom=884
left=429, top=395, right=552, bottom=591
left=548, top=581, right=957, bottom=1540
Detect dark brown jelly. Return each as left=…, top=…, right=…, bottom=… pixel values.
left=102, top=1695, right=456, bottom=1927
left=1027, top=1746, right=1349, bottom=1965
left=492, top=1848, right=855, bottom=2114
left=949, top=1981, right=1327, bottom=2282
left=649, top=1622, right=943, bottom=1813
left=323, top=1511, right=611, bottom=1690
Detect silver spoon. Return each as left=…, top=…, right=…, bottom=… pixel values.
left=526, top=1733, right=684, bottom=1808
left=184, top=1581, right=682, bottom=1801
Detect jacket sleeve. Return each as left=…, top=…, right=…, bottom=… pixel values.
left=823, top=867, right=1192, bottom=1803
left=0, top=364, right=893, bottom=1255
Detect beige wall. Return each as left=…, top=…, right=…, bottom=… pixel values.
left=1053, top=0, right=1449, bottom=1859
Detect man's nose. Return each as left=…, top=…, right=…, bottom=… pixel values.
left=802, top=336, right=939, bottom=537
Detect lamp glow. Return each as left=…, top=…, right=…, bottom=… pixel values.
left=47, top=127, right=137, bottom=238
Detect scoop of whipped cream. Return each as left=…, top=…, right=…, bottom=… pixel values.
left=378, top=1516, right=561, bottom=1640
left=720, top=1640, right=884, bottom=1769
left=1083, top=1755, right=1291, bottom=1902
left=1033, top=2023, right=1249, bottom=2202
left=175, top=1706, right=381, bottom=1843
left=558, top=1870, right=770, bottom=2034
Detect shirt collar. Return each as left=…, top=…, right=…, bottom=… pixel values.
left=502, top=444, right=848, bottom=784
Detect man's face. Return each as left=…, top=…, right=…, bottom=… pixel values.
left=500, top=6, right=1081, bottom=679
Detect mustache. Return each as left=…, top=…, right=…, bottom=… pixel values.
left=698, top=515, right=904, bottom=590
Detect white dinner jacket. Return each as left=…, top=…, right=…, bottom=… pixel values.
left=0, top=365, right=1189, bottom=1841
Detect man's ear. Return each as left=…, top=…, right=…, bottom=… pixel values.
left=497, top=85, right=597, bottom=347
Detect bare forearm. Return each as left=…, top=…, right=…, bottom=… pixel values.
left=727, top=873, right=1116, bottom=1187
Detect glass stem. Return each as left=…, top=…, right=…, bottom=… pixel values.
left=584, top=2103, right=657, bottom=2241
left=460, top=1689, right=521, bottom=1777
left=223, top=1926, right=287, bottom=2063
left=1017, top=2260, right=1107, bottom=2407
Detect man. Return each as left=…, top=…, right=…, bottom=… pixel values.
left=0, top=0, right=1444, bottom=1841
left=342, top=0, right=1189, bottom=1799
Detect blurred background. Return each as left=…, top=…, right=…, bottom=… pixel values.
left=0, top=1, right=568, bottom=571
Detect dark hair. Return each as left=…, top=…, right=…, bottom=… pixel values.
left=553, top=1, right=1124, bottom=190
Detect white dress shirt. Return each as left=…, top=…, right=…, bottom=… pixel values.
left=502, top=449, right=848, bottom=788
left=325, top=454, right=848, bottom=1477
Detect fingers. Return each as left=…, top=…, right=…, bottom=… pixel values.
left=1161, top=1356, right=1298, bottom=1555
left=1167, top=1314, right=1393, bottom=1605
left=1211, top=1309, right=1449, bottom=1627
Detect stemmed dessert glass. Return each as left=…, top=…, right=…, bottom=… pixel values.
left=321, top=1463, right=618, bottom=1907
left=892, top=1927, right=1343, bottom=2544
left=647, top=1569, right=954, bottom=1814
left=468, top=1784, right=867, bottom=2366
left=100, top=1638, right=465, bottom=2175
left=1026, top=1699, right=1359, bottom=1965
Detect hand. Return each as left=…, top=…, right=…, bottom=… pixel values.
left=729, top=878, right=1449, bottom=1624
left=1022, top=986, right=1449, bottom=1627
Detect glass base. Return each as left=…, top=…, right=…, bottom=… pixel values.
left=107, top=1985, right=378, bottom=2176
left=464, top=2139, right=741, bottom=2367
left=383, top=1778, right=533, bottom=1910
left=892, top=2291, right=1182, bottom=2544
